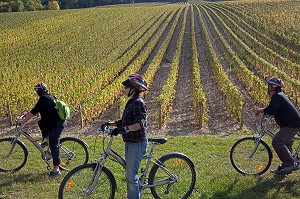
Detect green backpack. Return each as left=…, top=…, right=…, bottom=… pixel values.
left=54, top=99, right=71, bottom=120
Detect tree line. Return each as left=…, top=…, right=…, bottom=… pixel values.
left=0, top=0, right=186, bottom=12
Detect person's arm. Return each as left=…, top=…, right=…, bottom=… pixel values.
left=17, top=112, right=34, bottom=124
left=255, top=108, right=264, bottom=116
left=126, top=123, right=141, bottom=132
left=130, top=100, right=146, bottom=132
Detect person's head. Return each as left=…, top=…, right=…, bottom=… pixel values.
left=34, top=82, right=48, bottom=96
left=122, top=74, right=147, bottom=97
left=266, top=77, right=284, bottom=96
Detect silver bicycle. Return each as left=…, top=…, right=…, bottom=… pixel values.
left=0, top=116, right=89, bottom=172
left=58, top=125, right=196, bottom=198
left=230, top=114, right=300, bottom=175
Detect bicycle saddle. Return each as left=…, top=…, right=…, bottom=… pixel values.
left=148, top=137, right=167, bottom=144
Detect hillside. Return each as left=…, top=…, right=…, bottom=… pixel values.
left=0, top=0, right=299, bottom=136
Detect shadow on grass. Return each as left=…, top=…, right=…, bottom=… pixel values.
left=208, top=174, right=299, bottom=199
left=0, top=171, right=48, bottom=187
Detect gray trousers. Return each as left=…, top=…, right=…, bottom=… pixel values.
left=272, top=127, right=300, bottom=167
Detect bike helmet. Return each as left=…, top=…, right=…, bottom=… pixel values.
left=34, top=82, right=48, bottom=96
left=267, top=77, right=284, bottom=88
left=122, top=74, right=148, bottom=93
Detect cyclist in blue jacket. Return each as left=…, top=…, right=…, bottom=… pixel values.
left=105, top=74, right=148, bottom=199
left=255, top=77, right=300, bottom=174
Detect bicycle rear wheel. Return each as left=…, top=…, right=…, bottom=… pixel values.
left=58, top=163, right=116, bottom=199
left=148, top=152, right=196, bottom=199
left=59, top=137, right=89, bottom=171
left=0, top=138, right=28, bottom=172
left=230, top=137, right=272, bottom=175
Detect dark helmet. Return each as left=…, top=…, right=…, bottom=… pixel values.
left=267, top=77, right=284, bottom=88
left=34, top=82, right=48, bottom=96
left=122, top=74, right=147, bottom=93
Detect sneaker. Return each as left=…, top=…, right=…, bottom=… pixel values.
left=49, top=170, right=61, bottom=178
left=272, top=164, right=300, bottom=175
left=40, top=141, right=49, bottom=148
left=270, top=166, right=284, bottom=173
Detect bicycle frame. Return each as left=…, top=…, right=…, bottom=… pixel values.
left=252, top=115, right=300, bottom=162
left=86, top=128, right=177, bottom=196
left=8, top=125, right=53, bottom=169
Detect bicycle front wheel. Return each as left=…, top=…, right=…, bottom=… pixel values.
left=148, top=152, right=196, bottom=199
left=0, top=138, right=28, bottom=172
left=230, top=137, right=272, bottom=175
left=58, top=163, right=116, bottom=199
left=59, top=137, right=89, bottom=171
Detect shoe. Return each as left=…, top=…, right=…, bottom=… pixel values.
left=49, top=170, right=61, bottom=178
left=40, top=141, right=49, bottom=148
left=270, top=166, right=284, bottom=173
left=280, top=164, right=300, bottom=173
left=271, top=164, right=300, bottom=175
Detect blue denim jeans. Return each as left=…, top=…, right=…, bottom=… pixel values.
left=125, top=141, right=148, bottom=199
left=48, top=120, right=66, bottom=167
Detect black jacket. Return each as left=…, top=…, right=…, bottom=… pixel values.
left=264, top=92, right=300, bottom=128
left=30, top=94, right=61, bottom=130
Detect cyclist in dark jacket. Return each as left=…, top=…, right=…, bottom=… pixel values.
left=17, top=83, right=66, bottom=178
left=105, top=74, right=148, bottom=199
left=255, top=77, right=300, bottom=174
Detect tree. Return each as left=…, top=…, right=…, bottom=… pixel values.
left=23, top=0, right=44, bottom=11
left=47, top=0, right=60, bottom=10
left=12, top=0, right=25, bottom=12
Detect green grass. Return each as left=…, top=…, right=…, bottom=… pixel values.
left=1, top=130, right=300, bottom=199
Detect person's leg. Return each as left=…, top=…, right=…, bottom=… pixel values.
left=272, top=127, right=299, bottom=167
left=38, top=120, right=48, bottom=140
left=125, top=141, right=147, bottom=199
left=48, top=121, right=66, bottom=174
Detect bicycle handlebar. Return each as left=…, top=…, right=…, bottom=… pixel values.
left=100, top=124, right=114, bottom=136
left=15, top=114, right=26, bottom=127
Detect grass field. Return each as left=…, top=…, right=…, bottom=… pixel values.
left=1, top=129, right=300, bottom=199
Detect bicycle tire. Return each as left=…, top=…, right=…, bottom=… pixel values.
left=230, top=137, right=273, bottom=175
left=59, top=137, right=89, bottom=171
left=0, top=138, right=28, bottom=172
left=58, top=163, right=116, bottom=199
left=148, top=152, right=196, bottom=199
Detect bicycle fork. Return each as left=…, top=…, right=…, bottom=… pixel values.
left=7, top=138, right=18, bottom=158
left=85, top=157, right=106, bottom=195
left=249, top=137, right=262, bottom=158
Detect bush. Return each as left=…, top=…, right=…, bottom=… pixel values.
left=47, top=0, right=60, bottom=10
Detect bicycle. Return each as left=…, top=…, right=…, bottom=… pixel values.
left=230, top=114, right=300, bottom=175
left=58, top=125, right=196, bottom=199
left=0, top=115, right=89, bottom=172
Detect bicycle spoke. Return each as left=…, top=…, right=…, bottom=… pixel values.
left=0, top=138, right=27, bottom=172
left=59, top=164, right=116, bottom=199
left=230, top=137, right=272, bottom=175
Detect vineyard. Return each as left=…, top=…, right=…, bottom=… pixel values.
left=0, top=0, right=299, bottom=135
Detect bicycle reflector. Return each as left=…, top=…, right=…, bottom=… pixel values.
left=67, top=179, right=73, bottom=191
left=258, top=165, right=264, bottom=171
left=174, top=160, right=183, bottom=165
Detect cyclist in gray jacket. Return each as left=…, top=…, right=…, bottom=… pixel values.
left=255, top=77, right=300, bottom=174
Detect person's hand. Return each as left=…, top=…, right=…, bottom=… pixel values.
left=111, top=127, right=125, bottom=136
left=255, top=108, right=264, bottom=116
left=16, top=118, right=25, bottom=125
